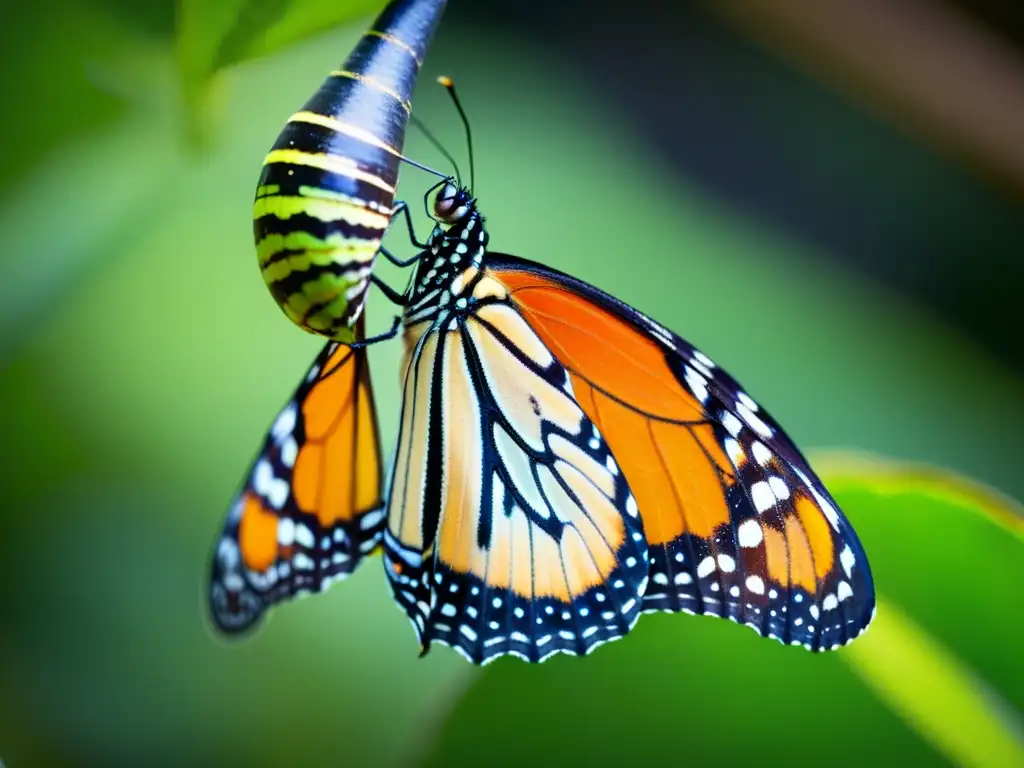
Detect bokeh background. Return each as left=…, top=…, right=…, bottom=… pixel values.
left=1, top=0, right=1021, bottom=765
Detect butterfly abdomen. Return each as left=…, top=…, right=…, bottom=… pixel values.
left=254, top=0, right=447, bottom=343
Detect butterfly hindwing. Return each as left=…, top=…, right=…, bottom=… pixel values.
left=209, top=334, right=385, bottom=634
left=488, top=254, right=874, bottom=651
left=384, top=292, right=649, bottom=664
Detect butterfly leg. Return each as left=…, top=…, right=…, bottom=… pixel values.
left=348, top=315, right=402, bottom=348
left=371, top=274, right=409, bottom=306
left=390, top=200, right=429, bottom=248
left=380, top=245, right=425, bottom=269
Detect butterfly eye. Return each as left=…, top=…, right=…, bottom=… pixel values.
left=434, top=182, right=469, bottom=223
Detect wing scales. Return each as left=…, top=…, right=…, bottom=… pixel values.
left=209, top=333, right=384, bottom=634
left=383, top=298, right=649, bottom=663
left=490, top=256, right=874, bottom=650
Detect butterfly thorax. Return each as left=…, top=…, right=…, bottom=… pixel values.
left=403, top=207, right=490, bottom=328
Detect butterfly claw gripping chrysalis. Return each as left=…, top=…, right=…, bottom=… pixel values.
left=253, top=0, right=447, bottom=343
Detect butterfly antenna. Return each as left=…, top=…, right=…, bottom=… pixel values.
left=410, top=113, right=462, bottom=187
left=398, top=152, right=449, bottom=180
left=438, top=76, right=474, bottom=192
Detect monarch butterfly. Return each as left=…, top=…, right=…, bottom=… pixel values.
left=254, top=0, right=447, bottom=343
left=210, top=13, right=875, bottom=665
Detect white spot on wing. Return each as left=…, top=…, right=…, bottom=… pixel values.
left=736, top=401, right=772, bottom=438
left=767, top=476, right=790, bottom=501
left=277, top=517, right=295, bottom=546
left=272, top=403, right=297, bottom=441
left=722, top=412, right=743, bottom=437
left=280, top=437, right=298, bottom=468
left=697, top=556, right=716, bottom=578
left=840, top=545, right=856, bottom=577
left=626, top=496, right=639, bottom=517
left=751, top=441, right=772, bottom=467
left=217, top=539, right=239, bottom=569
left=223, top=573, right=243, bottom=592
left=737, top=392, right=759, bottom=412
left=360, top=508, right=385, bottom=530
left=724, top=437, right=744, bottom=467
left=750, top=481, right=776, bottom=513
left=737, top=519, right=763, bottom=548
left=693, top=350, right=715, bottom=369
left=684, top=366, right=709, bottom=403
left=254, top=460, right=288, bottom=508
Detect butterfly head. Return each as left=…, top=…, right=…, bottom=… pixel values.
left=433, top=181, right=476, bottom=225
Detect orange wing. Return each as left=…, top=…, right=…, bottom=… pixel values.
left=208, top=329, right=384, bottom=634
left=488, top=254, right=875, bottom=651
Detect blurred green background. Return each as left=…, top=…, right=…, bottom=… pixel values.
left=1, top=1, right=1022, bottom=766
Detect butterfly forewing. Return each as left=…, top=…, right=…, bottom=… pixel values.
left=488, top=255, right=875, bottom=650
left=209, top=335, right=385, bottom=634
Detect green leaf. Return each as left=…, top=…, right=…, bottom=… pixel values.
left=843, top=598, right=1023, bottom=768
left=815, top=451, right=1024, bottom=716
left=421, top=454, right=1023, bottom=768
left=816, top=452, right=1024, bottom=768
left=176, top=0, right=381, bottom=142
